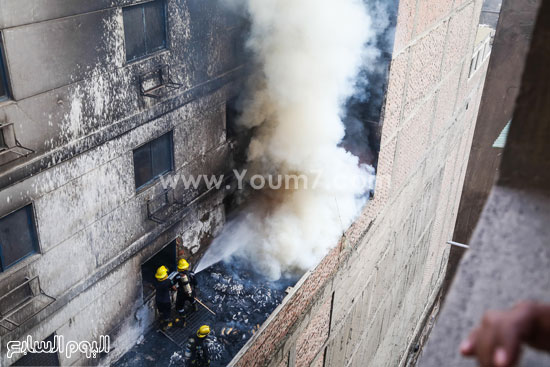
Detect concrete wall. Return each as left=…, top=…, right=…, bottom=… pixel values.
left=445, top=0, right=538, bottom=299
left=231, top=0, right=490, bottom=366
left=452, top=0, right=537, bottom=246
left=0, top=0, right=245, bottom=365
left=419, top=2, right=550, bottom=364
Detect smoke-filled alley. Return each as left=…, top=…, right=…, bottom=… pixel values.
left=115, top=0, right=397, bottom=362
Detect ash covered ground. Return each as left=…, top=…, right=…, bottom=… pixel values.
left=190, top=259, right=298, bottom=365
left=115, top=259, right=298, bottom=367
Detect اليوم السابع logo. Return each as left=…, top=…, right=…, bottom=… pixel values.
left=7, top=335, right=110, bottom=359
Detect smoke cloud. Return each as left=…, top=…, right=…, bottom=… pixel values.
left=197, top=0, right=389, bottom=279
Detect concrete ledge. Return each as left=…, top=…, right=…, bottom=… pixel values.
left=419, top=185, right=550, bottom=366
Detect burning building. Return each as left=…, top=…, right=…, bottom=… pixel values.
left=0, top=0, right=491, bottom=366
left=0, top=0, right=246, bottom=365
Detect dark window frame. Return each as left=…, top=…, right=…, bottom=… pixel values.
left=0, top=204, right=40, bottom=273
left=0, top=128, right=6, bottom=150
left=12, top=333, right=60, bottom=366
left=140, top=239, right=177, bottom=301
left=122, top=0, right=169, bottom=63
left=0, top=33, right=11, bottom=102
left=133, top=130, right=174, bottom=191
left=226, top=98, right=240, bottom=140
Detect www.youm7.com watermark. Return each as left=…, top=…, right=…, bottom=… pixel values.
left=7, top=335, right=110, bottom=359
left=159, top=169, right=319, bottom=191
left=159, top=168, right=375, bottom=192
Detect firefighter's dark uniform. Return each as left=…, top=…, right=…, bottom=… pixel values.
left=183, top=336, right=211, bottom=367
left=175, top=270, right=198, bottom=318
left=154, top=266, right=173, bottom=328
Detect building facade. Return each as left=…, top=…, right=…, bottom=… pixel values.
left=0, top=0, right=244, bottom=365
left=452, top=0, right=535, bottom=246
left=420, top=1, right=550, bottom=365
left=0, top=0, right=492, bottom=366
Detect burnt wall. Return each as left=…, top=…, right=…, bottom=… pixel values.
left=0, top=0, right=246, bottom=365
left=0, top=0, right=245, bottom=179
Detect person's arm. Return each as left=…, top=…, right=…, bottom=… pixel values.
left=461, top=301, right=550, bottom=367
left=170, top=274, right=179, bottom=290
left=165, top=280, right=176, bottom=292
left=190, top=272, right=198, bottom=287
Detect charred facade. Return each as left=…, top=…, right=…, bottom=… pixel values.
left=0, top=0, right=245, bottom=365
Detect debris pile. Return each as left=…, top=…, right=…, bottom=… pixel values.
left=192, top=259, right=297, bottom=365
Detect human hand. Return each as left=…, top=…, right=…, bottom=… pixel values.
left=460, top=301, right=550, bottom=367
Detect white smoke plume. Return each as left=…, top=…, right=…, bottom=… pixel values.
left=196, top=0, right=381, bottom=279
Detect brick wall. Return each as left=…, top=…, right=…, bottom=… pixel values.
left=231, top=0, right=489, bottom=366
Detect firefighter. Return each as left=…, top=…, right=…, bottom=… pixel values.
left=154, top=265, right=176, bottom=331
left=174, top=258, right=198, bottom=324
left=219, top=327, right=242, bottom=346
left=183, top=325, right=211, bottom=367
left=219, top=324, right=259, bottom=349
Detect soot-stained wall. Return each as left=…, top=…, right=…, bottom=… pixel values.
left=0, top=0, right=245, bottom=365
left=230, top=0, right=491, bottom=366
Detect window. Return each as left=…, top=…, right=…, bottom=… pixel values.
left=476, top=49, right=483, bottom=69
left=469, top=49, right=482, bottom=78
left=0, top=36, right=9, bottom=102
left=12, top=334, right=60, bottom=366
left=484, top=40, right=491, bottom=59
left=226, top=98, right=240, bottom=140
left=469, top=39, right=492, bottom=79
left=0, top=205, right=39, bottom=272
left=0, top=128, right=6, bottom=151
left=468, top=56, right=476, bottom=78
left=123, top=0, right=167, bottom=62
left=133, top=131, right=173, bottom=190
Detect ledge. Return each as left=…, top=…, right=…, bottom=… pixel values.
left=419, top=185, right=550, bottom=366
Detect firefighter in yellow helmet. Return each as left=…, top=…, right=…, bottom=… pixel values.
left=183, top=325, right=211, bottom=366
left=174, top=258, right=198, bottom=325
left=154, top=265, right=176, bottom=330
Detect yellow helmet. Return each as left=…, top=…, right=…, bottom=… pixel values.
left=197, top=325, right=210, bottom=338
left=178, top=258, right=190, bottom=271
left=155, top=266, right=168, bottom=280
